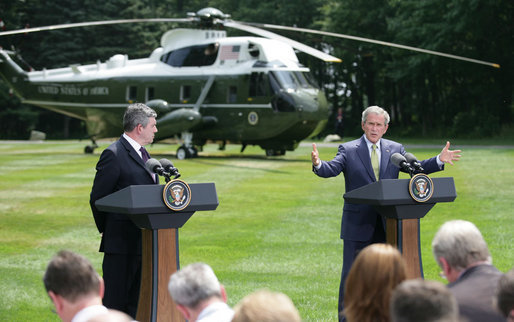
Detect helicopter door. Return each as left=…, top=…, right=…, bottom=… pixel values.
left=249, top=72, right=267, bottom=97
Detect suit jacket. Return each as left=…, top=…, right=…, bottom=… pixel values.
left=314, top=135, right=442, bottom=241
left=448, top=264, right=504, bottom=322
left=90, top=136, right=157, bottom=254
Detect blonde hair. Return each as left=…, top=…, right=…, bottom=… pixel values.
left=232, top=289, right=301, bottom=322
left=343, top=243, right=407, bottom=322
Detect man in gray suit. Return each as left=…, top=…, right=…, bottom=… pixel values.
left=432, top=220, right=505, bottom=322
left=311, top=105, right=461, bottom=321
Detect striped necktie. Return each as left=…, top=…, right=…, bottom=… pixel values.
left=371, top=144, right=379, bottom=181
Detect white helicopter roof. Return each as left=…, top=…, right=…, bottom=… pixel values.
left=26, top=30, right=307, bottom=82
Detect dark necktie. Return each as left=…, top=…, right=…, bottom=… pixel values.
left=140, top=146, right=150, bottom=163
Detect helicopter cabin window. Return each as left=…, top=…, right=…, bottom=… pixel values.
left=160, top=43, right=219, bottom=67
left=249, top=72, right=267, bottom=97
left=227, top=86, right=237, bottom=103
left=146, top=87, right=155, bottom=101
left=127, top=86, right=137, bottom=102
left=181, top=85, right=191, bottom=102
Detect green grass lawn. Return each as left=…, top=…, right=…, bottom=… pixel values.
left=0, top=140, right=512, bottom=321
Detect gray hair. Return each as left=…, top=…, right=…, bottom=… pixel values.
left=123, top=103, right=157, bottom=132
left=432, top=220, right=491, bottom=271
left=362, top=105, right=390, bottom=124
left=168, top=263, right=222, bottom=308
left=391, top=279, right=458, bottom=322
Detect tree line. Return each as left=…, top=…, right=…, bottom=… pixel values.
left=0, top=0, right=512, bottom=139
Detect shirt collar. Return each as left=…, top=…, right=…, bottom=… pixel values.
left=123, top=133, right=142, bottom=154
left=363, top=135, right=381, bottom=151
left=71, top=305, right=108, bottom=322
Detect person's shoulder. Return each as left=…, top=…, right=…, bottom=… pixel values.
left=381, top=138, right=401, bottom=146
left=341, top=137, right=364, bottom=148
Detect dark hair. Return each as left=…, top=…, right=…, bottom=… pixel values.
left=123, top=103, right=157, bottom=132
left=43, top=250, right=100, bottom=303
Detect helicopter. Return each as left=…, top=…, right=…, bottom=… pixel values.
left=0, top=7, right=500, bottom=159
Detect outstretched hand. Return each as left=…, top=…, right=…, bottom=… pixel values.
left=439, top=141, right=461, bottom=165
left=311, top=143, right=321, bottom=167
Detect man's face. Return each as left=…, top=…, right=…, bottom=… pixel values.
left=138, top=117, right=157, bottom=146
left=362, top=113, right=388, bottom=143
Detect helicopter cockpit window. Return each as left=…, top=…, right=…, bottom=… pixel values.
left=294, top=72, right=319, bottom=89
left=271, top=71, right=297, bottom=90
left=161, top=43, right=219, bottom=67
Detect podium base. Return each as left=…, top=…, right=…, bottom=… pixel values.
left=137, top=228, right=185, bottom=322
left=386, top=218, right=423, bottom=279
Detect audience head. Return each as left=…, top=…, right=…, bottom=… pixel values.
left=232, top=289, right=301, bottom=322
left=43, top=250, right=103, bottom=322
left=168, top=262, right=228, bottom=321
left=431, top=220, right=491, bottom=282
left=390, top=279, right=458, bottom=322
left=343, top=243, right=407, bottom=322
left=496, top=268, right=514, bottom=321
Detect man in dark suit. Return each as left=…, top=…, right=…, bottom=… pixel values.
left=311, top=105, right=461, bottom=321
left=90, top=103, right=158, bottom=318
left=432, top=220, right=505, bottom=322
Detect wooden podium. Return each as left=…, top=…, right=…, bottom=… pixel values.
left=95, top=183, right=218, bottom=322
left=343, top=178, right=456, bottom=278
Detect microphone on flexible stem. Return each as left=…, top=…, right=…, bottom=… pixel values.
left=390, top=153, right=415, bottom=177
left=145, top=158, right=171, bottom=180
left=159, top=158, right=181, bottom=180
left=404, top=152, right=424, bottom=173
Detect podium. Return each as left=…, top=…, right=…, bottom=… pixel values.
left=95, top=183, right=218, bottom=322
left=343, top=178, right=456, bottom=278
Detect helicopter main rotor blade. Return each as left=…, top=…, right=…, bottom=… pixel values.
left=224, top=21, right=341, bottom=63
left=241, top=22, right=500, bottom=69
left=0, top=18, right=193, bottom=37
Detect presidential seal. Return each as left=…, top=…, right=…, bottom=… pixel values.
left=248, top=111, right=258, bottom=125
left=163, top=179, right=192, bottom=211
left=409, top=173, right=434, bottom=202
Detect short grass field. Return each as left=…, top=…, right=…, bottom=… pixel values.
left=0, top=139, right=512, bottom=321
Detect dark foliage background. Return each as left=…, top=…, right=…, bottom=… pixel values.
left=0, top=0, right=512, bottom=139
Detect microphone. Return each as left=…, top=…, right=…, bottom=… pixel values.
left=390, top=153, right=415, bottom=175
left=404, top=152, right=424, bottom=173
left=145, top=158, right=169, bottom=177
left=159, top=158, right=181, bottom=179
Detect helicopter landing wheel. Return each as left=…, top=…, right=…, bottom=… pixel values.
left=176, top=146, right=189, bottom=160
left=177, top=146, right=197, bottom=160
left=84, top=145, right=96, bottom=154
left=265, top=149, right=285, bottom=157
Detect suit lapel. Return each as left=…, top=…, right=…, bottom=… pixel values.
left=356, top=136, right=375, bottom=180
left=380, top=140, right=392, bottom=179
left=120, top=136, right=156, bottom=182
